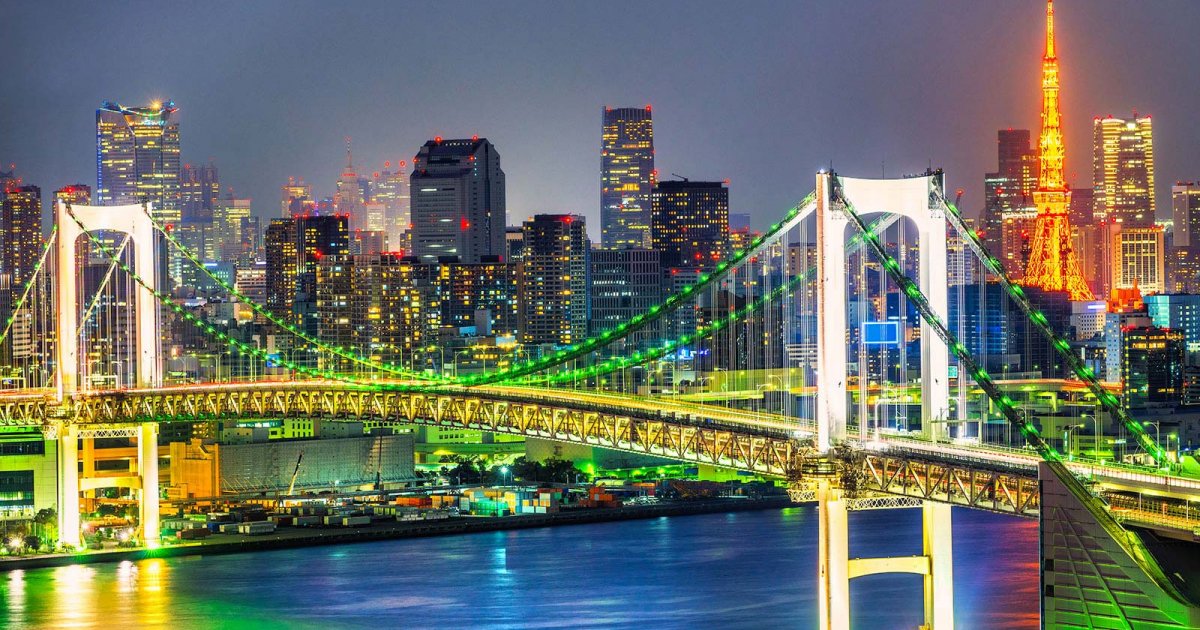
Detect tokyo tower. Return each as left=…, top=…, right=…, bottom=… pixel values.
left=1022, top=0, right=1094, bottom=300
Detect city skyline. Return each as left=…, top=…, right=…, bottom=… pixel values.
left=3, top=1, right=1199, bottom=239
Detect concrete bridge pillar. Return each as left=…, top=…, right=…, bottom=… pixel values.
left=57, top=424, right=81, bottom=548
left=138, top=422, right=160, bottom=544
left=817, top=480, right=954, bottom=629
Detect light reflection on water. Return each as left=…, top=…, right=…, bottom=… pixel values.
left=0, top=507, right=1037, bottom=629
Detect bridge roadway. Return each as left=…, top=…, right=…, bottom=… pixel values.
left=5, top=380, right=1200, bottom=525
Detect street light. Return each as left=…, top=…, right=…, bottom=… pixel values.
left=1143, top=421, right=1162, bottom=456
left=1063, top=423, right=1085, bottom=461
left=1080, top=413, right=1098, bottom=460
left=499, top=466, right=510, bottom=486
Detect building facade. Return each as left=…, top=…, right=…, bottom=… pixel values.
left=651, top=180, right=729, bottom=270
left=410, top=138, right=505, bottom=264
left=96, top=100, right=181, bottom=224
left=1093, top=114, right=1155, bottom=227
left=601, top=106, right=656, bottom=249
left=519, top=214, right=589, bottom=347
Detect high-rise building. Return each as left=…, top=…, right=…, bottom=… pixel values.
left=437, top=258, right=517, bottom=336
left=1170, top=182, right=1200, bottom=293
left=505, top=227, right=525, bottom=262
left=519, top=214, right=589, bottom=346
left=335, top=144, right=366, bottom=231
left=601, top=106, right=656, bottom=248
left=589, top=248, right=662, bottom=349
left=1093, top=114, right=1155, bottom=227
left=410, top=137, right=505, bottom=264
left=1022, top=2, right=1092, bottom=300
left=651, top=179, right=729, bottom=270
left=180, top=162, right=219, bottom=223
left=1121, top=325, right=1184, bottom=409
left=96, top=100, right=181, bottom=224
left=983, top=129, right=1039, bottom=261
left=264, top=219, right=299, bottom=323
left=281, top=177, right=314, bottom=217
left=1145, top=294, right=1200, bottom=365
left=295, top=215, right=350, bottom=336
left=212, top=196, right=252, bottom=262
left=1111, top=227, right=1165, bottom=297
left=371, top=164, right=411, bottom=251
left=0, top=185, right=43, bottom=292
left=0, top=185, right=42, bottom=366
left=54, top=184, right=91, bottom=209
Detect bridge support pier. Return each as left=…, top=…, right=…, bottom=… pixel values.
left=817, top=480, right=954, bottom=629
left=57, top=424, right=81, bottom=548
left=139, top=422, right=160, bottom=544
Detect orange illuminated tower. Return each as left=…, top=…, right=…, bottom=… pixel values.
left=1023, top=0, right=1094, bottom=300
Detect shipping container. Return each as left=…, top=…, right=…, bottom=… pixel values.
left=237, top=521, right=276, bottom=535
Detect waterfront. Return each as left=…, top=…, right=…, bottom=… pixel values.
left=1, top=506, right=1038, bottom=629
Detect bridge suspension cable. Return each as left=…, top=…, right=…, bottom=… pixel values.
left=512, top=213, right=902, bottom=388
left=0, top=225, right=57, bottom=349
left=832, top=177, right=1062, bottom=462
left=133, top=203, right=444, bottom=382
left=932, top=190, right=1168, bottom=469
left=63, top=207, right=391, bottom=389
left=454, top=192, right=820, bottom=385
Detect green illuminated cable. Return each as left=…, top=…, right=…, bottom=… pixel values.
left=459, top=191, right=819, bottom=386
left=0, top=225, right=58, bottom=348
left=833, top=177, right=1062, bottom=464
left=136, top=203, right=443, bottom=382
left=515, top=213, right=902, bottom=386
left=934, top=190, right=1168, bottom=469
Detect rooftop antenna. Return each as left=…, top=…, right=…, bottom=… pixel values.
left=670, top=173, right=688, bottom=182
left=344, top=136, right=353, bottom=170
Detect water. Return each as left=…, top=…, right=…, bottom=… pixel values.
left=1, top=507, right=1038, bottom=629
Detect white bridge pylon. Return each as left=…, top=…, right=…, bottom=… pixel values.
left=54, top=201, right=162, bottom=399
left=814, top=173, right=951, bottom=451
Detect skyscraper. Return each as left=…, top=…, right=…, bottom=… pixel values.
left=265, top=219, right=299, bottom=322
left=1171, top=182, right=1200, bottom=293
left=601, top=106, right=656, bottom=249
left=180, top=162, right=219, bottom=223
left=519, top=214, right=589, bottom=346
left=335, top=143, right=366, bottom=231
left=410, top=137, right=505, bottom=264
left=983, top=129, right=1039, bottom=263
left=589, top=248, right=662, bottom=349
left=0, top=185, right=43, bottom=291
left=1111, top=227, right=1165, bottom=296
left=96, top=100, right=181, bottom=224
left=1093, top=114, right=1155, bottom=227
left=1022, top=1, right=1093, bottom=300
left=212, top=196, right=252, bottom=262
left=281, top=177, right=314, bottom=217
left=651, top=179, right=729, bottom=270
left=371, top=163, right=411, bottom=251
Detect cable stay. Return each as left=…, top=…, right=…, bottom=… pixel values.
left=458, top=192, right=820, bottom=386
left=931, top=188, right=1168, bottom=469
left=0, top=225, right=58, bottom=348
left=512, top=213, right=902, bottom=387
left=132, top=203, right=443, bottom=382
left=831, top=176, right=1060, bottom=463
left=77, top=235, right=131, bottom=335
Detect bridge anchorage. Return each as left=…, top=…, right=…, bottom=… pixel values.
left=0, top=168, right=1195, bottom=627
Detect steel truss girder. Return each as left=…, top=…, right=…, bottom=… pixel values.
left=861, top=453, right=1040, bottom=518
left=67, top=387, right=805, bottom=476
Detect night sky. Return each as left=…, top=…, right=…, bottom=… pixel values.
left=3, top=0, right=1198, bottom=234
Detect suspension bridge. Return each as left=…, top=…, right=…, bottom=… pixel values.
left=3, top=170, right=1199, bottom=628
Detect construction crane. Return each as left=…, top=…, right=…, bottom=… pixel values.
left=287, top=451, right=304, bottom=497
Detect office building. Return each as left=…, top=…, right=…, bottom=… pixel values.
left=983, top=129, right=1039, bottom=259
left=438, top=258, right=517, bottom=336
left=1093, top=114, right=1155, bottom=227
left=212, top=196, right=252, bottom=262
left=264, top=219, right=299, bottom=322
left=1121, top=325, right=1184, bottom=409
left=519, top=214, right=589, bottom=346
left=1145, top=294, right=1200, bottom=365
left=180, top=162, right=219, bottom=223
left=1111, top=227, right=1165, bottom=296
left=96, top=100, right=181, bottom=224
left=1170, top=182, right=1200, bottom=293
left=335, top=145, right=366, bottom=231
left=589, top=248, right=662, bottom=349
left=651, top=179, right=729, bottom=270
left=410, top=137, right=505, bottom=264
left=601, top=106, right=656, bottom=248
left=281, top=177, right=314, bottom=217
left=372, top=164, right=410, bottom=250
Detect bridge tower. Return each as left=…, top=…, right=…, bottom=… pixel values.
left=817, top=480, right=954, bottom=629
left=53, top=201, right=162, bottom=548
left=815, top=173, right=950, bottom=451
